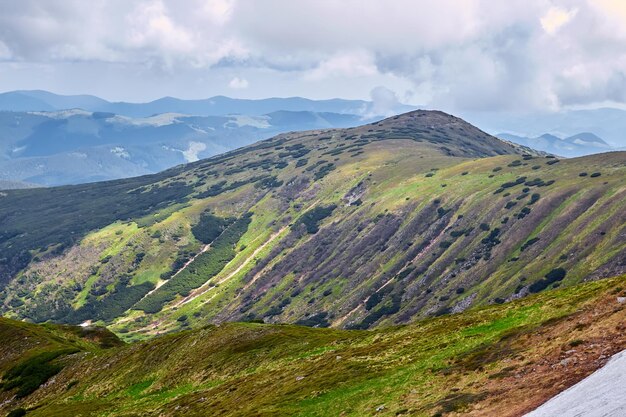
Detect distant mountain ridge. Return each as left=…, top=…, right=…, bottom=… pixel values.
left=0, top=90, right=415, bottom=118
left=463, top=107, right=626, bottom=149
left=0, top=109, right=370, bottom=187
left=497, top=131, right=613, bottom=157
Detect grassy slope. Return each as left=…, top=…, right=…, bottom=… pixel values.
left=1, top=275, right=624, bottom=416
left=0, top=110, right=624, bottom=339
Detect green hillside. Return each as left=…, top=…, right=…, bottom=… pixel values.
left=1, top=274, right=624, bottom=416
left=0, top=110, right=624, bottom=341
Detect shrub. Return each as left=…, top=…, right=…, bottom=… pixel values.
left=520, top=237, right=540, bottom=251
left=294, top=205, right=337, bottom=234
left=135, top=214, right=252, bottom=313
left=191, top=212, right=231, bottom=244
left=2, top=349, right=78, bottom=398
left=295, top=312, right=329, bottom=327
left=517, top=207, right=531, bottom=219
left=529, top=193, right=540, bottom=204
left=529, top=268, right=567, bottom=293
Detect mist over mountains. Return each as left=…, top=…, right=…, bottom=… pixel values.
left=0, top=90, right=415, bottom=118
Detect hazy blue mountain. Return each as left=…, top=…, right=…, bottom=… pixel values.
left=0, top=109, right=369, bottom=187
left=497, top=131, right=613, bottom=157
left=462, top=108, right=626, bottom=149
left=0, top=90, right=414, bottom=118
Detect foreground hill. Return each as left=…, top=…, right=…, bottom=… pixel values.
left=0, top=110, right=624, bottom=340
left=1, top=275, right=624, bottom=416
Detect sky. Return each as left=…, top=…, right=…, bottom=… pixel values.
left=1, top=0, right=626, bottom=113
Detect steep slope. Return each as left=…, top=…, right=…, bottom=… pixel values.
left=0, top=110, right=624, bottom=340
left=1, top=275, right=624, bottom=416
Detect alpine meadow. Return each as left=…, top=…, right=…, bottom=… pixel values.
left=1, top=1, right=625, bottom=416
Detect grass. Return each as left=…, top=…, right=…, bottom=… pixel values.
left=2, top=111, right=625, bottom=340
left=1, top=274, right=623, bottom=416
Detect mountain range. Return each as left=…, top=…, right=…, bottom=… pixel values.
left=0, top=110, right=624, bottom=415
left=0, top=90, right=414, bottom=118
left=463, top=107, right=626, bottom=149
left=1, top=91, right=624, bottom=189
left=497, top=131, right=612, bottom=157
left=0, top=109, right=368, bottom=186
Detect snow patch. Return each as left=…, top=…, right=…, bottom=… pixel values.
left=525, top=349, right=626, bottom=417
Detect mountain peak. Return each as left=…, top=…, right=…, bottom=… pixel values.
left=564, top=132, right=610, bottom=147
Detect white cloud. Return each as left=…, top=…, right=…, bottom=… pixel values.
left=303, top=51, right=378, bottom=81
left=0, top=0, right=626, bottom=111
left=541, top=7, right=578, bottom=35
left=368, top=86, right=400, bottom=117
left=0, top=40, right=11, bottom=60
left=228, top=76, right=248, bottom=89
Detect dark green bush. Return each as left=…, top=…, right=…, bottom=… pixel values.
left=2, top=349, right=78, bottom=398
left=294, top=205, right=337, bottom=234
left=529, top=268, right=567, bottom=293
left=136, top=214, right=252, bottom=313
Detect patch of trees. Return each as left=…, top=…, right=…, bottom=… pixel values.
left=520, top=237, right=540, bottom=252
left=352, top=292, right=403, bottom=329
left=195, top=176, right=267, bottom=199
left=135, top=213, right=253, bottom=314
left=255, top=176, right=284, bottom=189
left=295, top=312, right=330, bottom=327
left=314, top=163, right=337, bottom=180
left=191, top=212, right=231, bottom=244
left=528, top=268, right=567, bottom=293
left=294, top=205, right=337, bottom=234
left=1, top=349, right=78, bottom=398
left=66, top=277, right=156, bottom=324
left=0, top=175, right=194, bottom=287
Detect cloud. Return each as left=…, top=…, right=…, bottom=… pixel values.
left=228, top=76, right=248, bottom=89
left=368, top=86, right=400, bottom=117
left=0, top=0, right=626, bottom=111
left=541, top=7, right=578, bottom=35
left=303, top=50, right=378, bottom=81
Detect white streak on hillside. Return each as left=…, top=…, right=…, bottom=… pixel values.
left=525, top=349, right=626, bottom=417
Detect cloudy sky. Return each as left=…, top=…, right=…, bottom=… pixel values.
left=1, top=0, right=625, bottom=112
